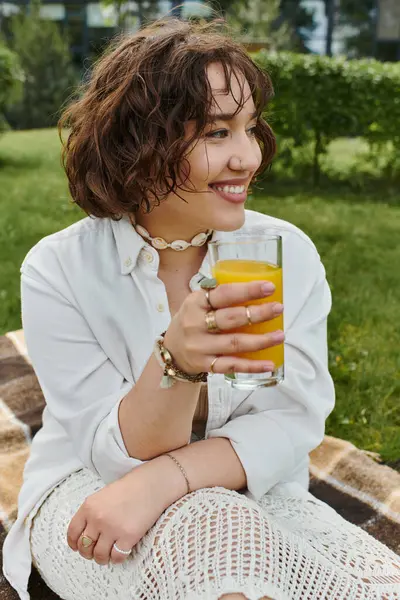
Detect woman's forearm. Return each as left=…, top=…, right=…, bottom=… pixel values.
left=137, top=437, right=248, bottom=510
left=118, top=352, right=202, bottom=460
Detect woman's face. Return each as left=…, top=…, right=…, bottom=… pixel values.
left=146, top=62, right=262, bottom=236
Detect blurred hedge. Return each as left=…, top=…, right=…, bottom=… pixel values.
left=254, top=51, right=400, bottom=183
left=0, top=44, right=22, bottom=134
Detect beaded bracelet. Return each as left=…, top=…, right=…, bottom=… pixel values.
left=165, top=453, right=191, bottom=494
left=154, top=331, right=208, bottom=389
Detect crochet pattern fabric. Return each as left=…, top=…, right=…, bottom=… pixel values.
left=30, top=468, right=400, bottom=600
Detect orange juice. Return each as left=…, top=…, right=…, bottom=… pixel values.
left=212, top=259, right=284, bottom=367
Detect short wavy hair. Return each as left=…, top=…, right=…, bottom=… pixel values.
left=59, top=17, right=276, bottom=220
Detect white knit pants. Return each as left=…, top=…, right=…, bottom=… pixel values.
left=30, top=468, right=400, bottom=600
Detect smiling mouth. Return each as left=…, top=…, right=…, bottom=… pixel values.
left=208, top=184, right=248, bottom=203
left=208, top=183, right=247, bottom=194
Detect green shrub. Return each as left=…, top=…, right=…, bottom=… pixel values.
left=5, top=1, right=78, bottom=130
left=254, top=51, right=400, bottom=184
left=0, top=43, right=22, bottom=134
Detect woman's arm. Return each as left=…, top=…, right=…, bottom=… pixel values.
left=20, top=240, right=276, bottom=484
left=118, top=357, right=202, bottom=460
left=202, top=240, right=336, bottom=502
left=145, top=233, right=336, bottom=504
left=146, top=436, right=248, bottom=508
left=118, top=278, right=279, bottom=461
left=20, top=264, right=201, bottom=481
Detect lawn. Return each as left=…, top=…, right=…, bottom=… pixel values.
left=1, top=128, right=399, bottom=465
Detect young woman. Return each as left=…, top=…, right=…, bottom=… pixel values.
left=3, top=16, right=400, bottom=600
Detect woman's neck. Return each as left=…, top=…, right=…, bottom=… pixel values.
left=157, top=244, right=208, bottom=277
left=133, top=212, right=210, bottom=274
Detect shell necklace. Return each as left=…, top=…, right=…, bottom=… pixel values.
left=128, top=215, right=213, bottom=251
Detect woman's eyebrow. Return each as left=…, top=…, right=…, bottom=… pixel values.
left=206, top=110, right=258, bottom=123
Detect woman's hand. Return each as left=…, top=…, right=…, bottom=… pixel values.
left=66, top=464, right=171, bottom=566
left=164, top=279, right=284, bottom=375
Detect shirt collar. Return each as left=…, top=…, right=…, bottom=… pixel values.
left=111, top=215, right=223, bottom=278
left=111, top=215, right=147, bottom=275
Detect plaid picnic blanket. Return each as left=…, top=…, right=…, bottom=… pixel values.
left=1, top=329, right=399, bottom=600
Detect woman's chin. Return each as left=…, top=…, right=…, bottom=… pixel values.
left=211, top=206, right=246, bottom=232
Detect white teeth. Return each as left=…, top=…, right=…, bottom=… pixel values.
left=213, top=185, right=245, bottom=194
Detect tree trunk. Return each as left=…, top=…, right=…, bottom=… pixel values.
left=325, top=0, right=335, bottom=56
left=170, top=1, right=183, bottom=18
left=313, top=131, right=322, bottom=186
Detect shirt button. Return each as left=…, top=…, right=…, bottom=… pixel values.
left=142, top=251, right=154, bottom=263
left=124, top=257, right=132, bottom=267
left=156, top=303, right=165, bottom=312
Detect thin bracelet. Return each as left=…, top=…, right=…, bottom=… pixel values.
left=165, top=453, right=191, bottom=494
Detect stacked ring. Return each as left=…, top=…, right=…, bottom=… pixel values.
left=113, top=542, right=132, bottom=556
left=81, top=535, right=94, bottom=548
left=245, top=306, right=253, bottom=326
left=205, top=310, right=220, bottom=333
left=205, top=290, right=215, bottom=310
left=200, top=277, right=218, bottom=310
left=210, top=357, right=218, bottom=374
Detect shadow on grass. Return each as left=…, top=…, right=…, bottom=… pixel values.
left=255, top=171, right=400, bottom=206
left=0, top=153, right=46, bottom=171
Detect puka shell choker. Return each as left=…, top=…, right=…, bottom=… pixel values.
left=129, top=215, right=213, bottom=251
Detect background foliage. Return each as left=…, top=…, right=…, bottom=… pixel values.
left=213, top=0, right=317, bottom=51
left=226, top=0, right=292, bottom=50
left=5, top=1, right=77, bottom=130
left=254, top=50, right=400, bottom=184
left=0, top=43, right=22, bottom=134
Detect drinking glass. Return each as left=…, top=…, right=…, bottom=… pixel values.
left=208, top=233, right=284, bottom=390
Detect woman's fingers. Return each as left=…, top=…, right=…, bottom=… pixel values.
left=67, top=510, right=86, bottom=551
left=76, top=527, right=100, bottom=560
left=92, top=534, right=114, bottom=566
left=200, top=280, right=275, bottom=310
left=213, top=302, right=283, bottom=332
left=210, top=356, right=276, bottom=374
left=211, top=330, right=284, bottom=357
left=110, top=539, right=133, bottom=565
left=165, top=280, right=283, bottom=377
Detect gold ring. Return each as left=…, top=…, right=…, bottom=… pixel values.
left=205, top=310, right=220, bottom=333
left=81, top=535, right=94, bottom=548
left=200, top=277, right=218, bottom=310
left=200, top=277, right=218, bottom=290
left=205, top=290, right=216, bottom=310
left=245, top=306, right=253, bottom=326
left=210, top=357, right=218, bottom=374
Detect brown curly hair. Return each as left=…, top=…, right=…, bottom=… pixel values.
left=58, top=17, right=276, bottom=220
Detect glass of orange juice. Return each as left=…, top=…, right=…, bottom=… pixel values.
left=208, top=233, right=284, bottom=389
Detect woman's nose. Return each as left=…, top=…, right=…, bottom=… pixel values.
left=229, top=141, right=261, bottom=173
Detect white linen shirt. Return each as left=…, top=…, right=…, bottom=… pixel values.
left=3, top=208, right=335, bottom=600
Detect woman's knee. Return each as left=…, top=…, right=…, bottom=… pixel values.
left=157, top=487, right=269, bottom=548
left=152, top=487, right=272, bottom=580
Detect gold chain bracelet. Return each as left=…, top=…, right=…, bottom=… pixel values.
left=165, top=453, right=191, bottom=494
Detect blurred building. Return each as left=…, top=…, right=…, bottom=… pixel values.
left=303, top=0, right=399, bottom=60
left=376, top=0, right=400, bottom=61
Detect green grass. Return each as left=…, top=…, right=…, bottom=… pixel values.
left=1, top=129, right=399, bottom=464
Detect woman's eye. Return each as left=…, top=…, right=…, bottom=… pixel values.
left=206, top=126, right=258, bottom=140
left=206, top=129, right=228, bottom=139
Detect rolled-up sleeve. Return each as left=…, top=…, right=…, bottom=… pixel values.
left=20, top=268, right=146, bottom=484
left=206, top=231, right=336, bottom=502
